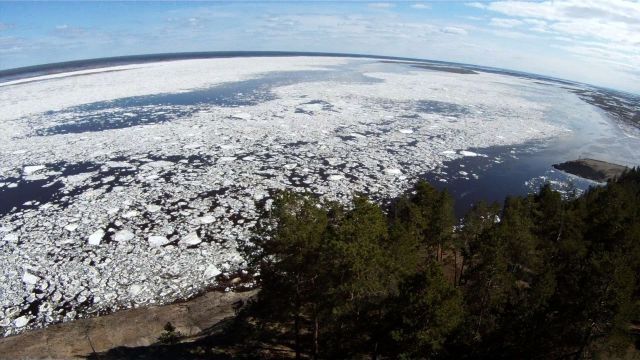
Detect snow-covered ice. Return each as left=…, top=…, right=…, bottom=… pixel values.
left=87, top=229, right=105, bottom=246
left=22, top=273, right=39, bottom=285
left=148, top=236, right=169, bottom=247
left=179, top=232, right=201, bottom=246
left=114, top=230, right=135, bottom=242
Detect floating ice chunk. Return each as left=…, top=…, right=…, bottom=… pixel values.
left=23, top=165, right=46, bottom=175
left=105, top=161, right=133, bottom=168
left=328, top=175, right=344, bottom=181
left=459, top=150, right=479, bottom=157
left=42, top=181, right=58, bottom=188
left=114, top=230, right=135, bottom=242
left=204, top=264, right=222, bottom=279
left=199, top=215, right=215, bottom=224
left=284, top=163, right=297, bottom=170
left=398, top=129, right=413, bottom=134
left=183, top=143, right=201, bottom=150
left=298, top=103, right=324, bottom=113
left=148, top=235, right=169, bottom=247
left=219, top=157, right=236, bottom=162
left=128, top=284, right=142, bottom=297
left=122, top=210, right=139, bottom=218
left=459, top=171, right=469, bottom=176
left=146, top=204, right=161, bottom=213
left=7, top=183, right=17, bottom=188
left=13, top=316, right=29, bottom=328
left=22, top=272, right=39, bottom=285
left=101, top=176, right=116, bottom=183
left=25, top=174, right=48, bottom=181
left=179, top=232, right=201, bottom=246
left=143, top=161, right=173, bottom=169
left=385, top=168, right=402, bottom=175
left=3, top=233, right=18, bottom=242
left=64, top=223, right=78, bottom=232
left=65, top=172, right=94, bottom=186
left=87, top=229, right=105, bottom=246
left=230, top=112, right=251, bottom=120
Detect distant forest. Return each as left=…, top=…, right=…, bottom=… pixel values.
left=239, top=168, right=640, bottom=359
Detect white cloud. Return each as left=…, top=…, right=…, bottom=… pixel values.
left=411, top=3, right=431, bottom=9
left=252, top=13, right=471, bottom=42
left=466, top=2, right=488, bottom=10
left=475, top=0, right=640, bottom=89
left=441, top=26, right=468, bottom=35
left=488, top=29, right=540, bottom=39
left=481, top=0, right=640, bottom=44
left=489, top=18, right=523, bottom=28
left=368, top=2, right=395, bottom=9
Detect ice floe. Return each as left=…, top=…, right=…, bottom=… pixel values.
left=113, top=230, right=135, bottom=242
left=87, top=229, right=105, bottom=246
left=22, top=273, right=39, bottom=285
left=148, top=235, right=169, bottom=247
left=179, top=232, right=201, bottom=246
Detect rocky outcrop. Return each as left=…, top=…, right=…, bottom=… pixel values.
left=0, top=290, right=256, bottom=359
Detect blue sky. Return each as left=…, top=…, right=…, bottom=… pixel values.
left=1, top=1, right=639, bottom=93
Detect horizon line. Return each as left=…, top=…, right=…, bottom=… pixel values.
left=0, top=50, right=635, bottom=96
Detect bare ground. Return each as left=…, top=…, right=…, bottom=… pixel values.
left=0, top=290, right=257, bottom=360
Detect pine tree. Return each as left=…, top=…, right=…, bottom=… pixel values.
left=246, top=190, right=330, bottom=359
left=157, top=322, right=182, bottom=345
left=388, top=262, right=464, bottom=358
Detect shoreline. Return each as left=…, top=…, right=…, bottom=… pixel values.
left=0, top=289, right=257, bottom=359
left=553, top=158, right=629, bottom=183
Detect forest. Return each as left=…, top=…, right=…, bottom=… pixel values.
left=240, top=168, right=640, bottom=359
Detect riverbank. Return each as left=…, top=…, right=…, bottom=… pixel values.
left=0, top=290, right=256, bottom=359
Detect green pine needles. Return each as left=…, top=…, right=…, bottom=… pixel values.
left=242, top=169, right=640, bottom=359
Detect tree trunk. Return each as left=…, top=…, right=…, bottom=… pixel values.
left=372, top=341, right=378, bottom=360
left=453, top=250, right=458, bottom=284
left=295, top=311, right=301, bottom=360
left=313, top=309, right=319, bottom=360
left=295, top=287, right=301, bottom=360
left=458, top=257, right=465, bottom=287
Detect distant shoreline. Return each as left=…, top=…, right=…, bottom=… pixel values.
left=0, top=51, right=464, bottom=84
left=0, top=50, right=584, bottom=90
left=553, top=158, right=629, bottom=183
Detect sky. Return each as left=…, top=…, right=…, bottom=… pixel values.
left=0, top=1, right=639, bottom=93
